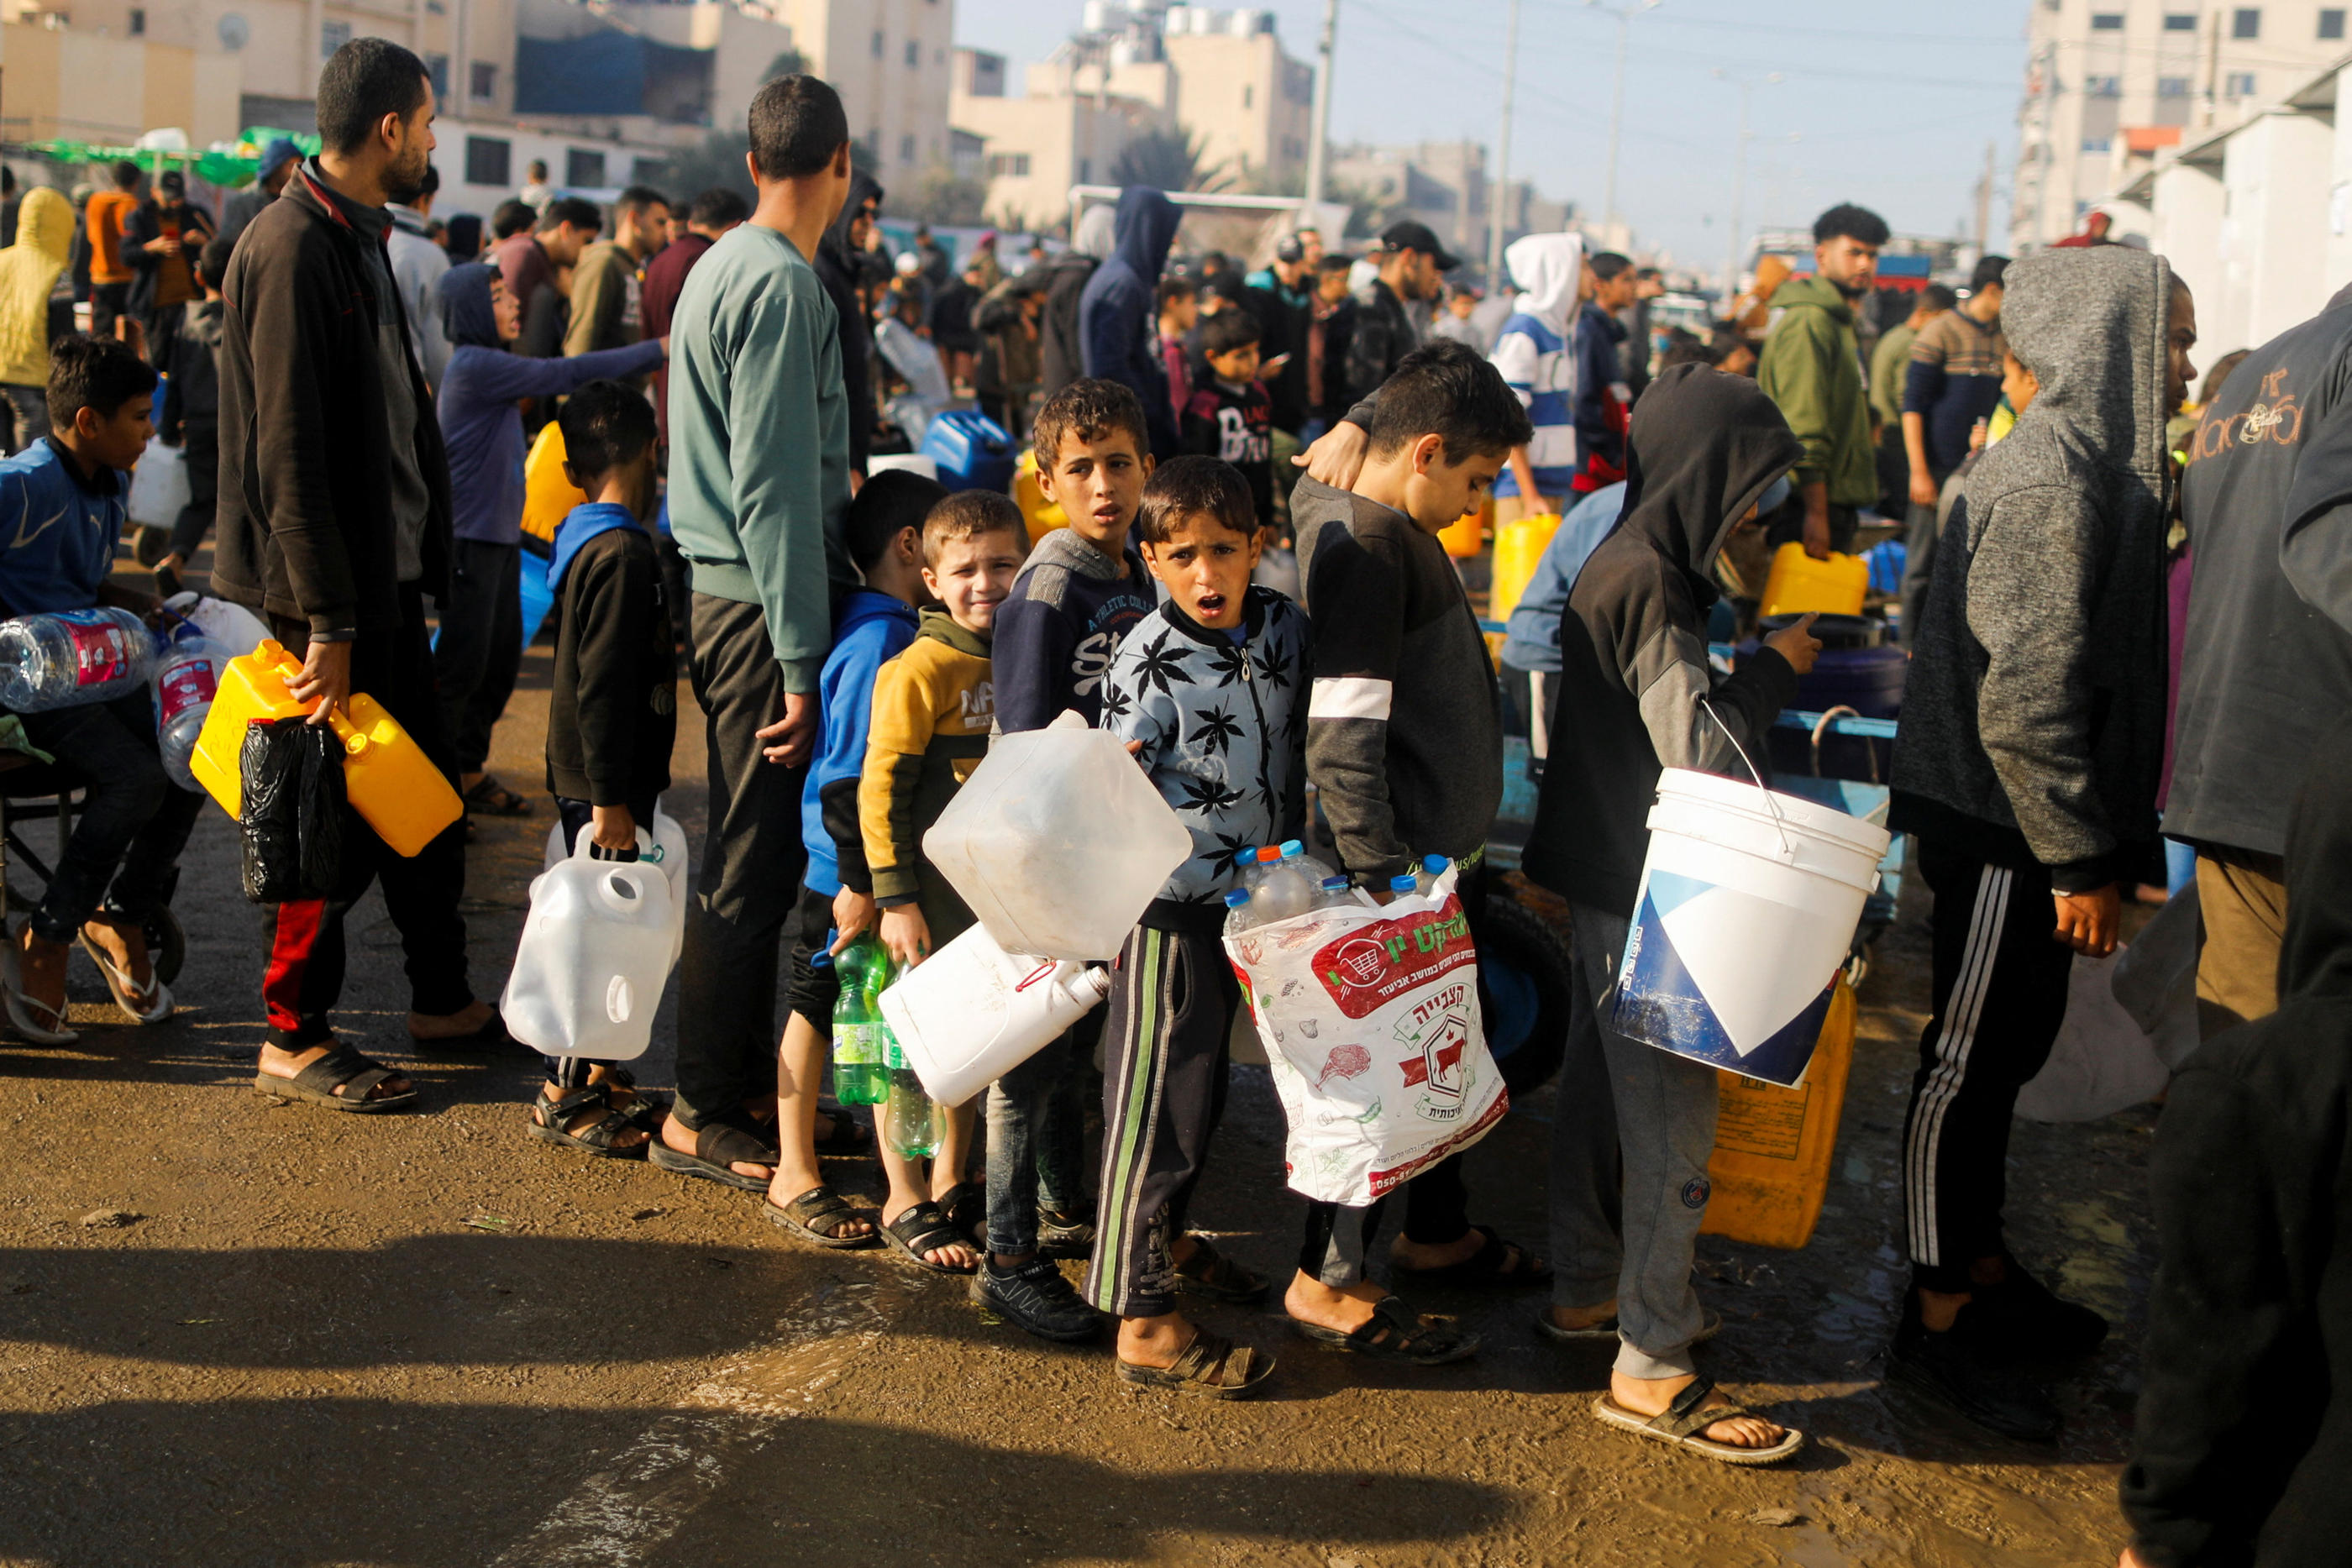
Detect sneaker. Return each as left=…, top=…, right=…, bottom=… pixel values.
left=1971, top=1259, right=2110, bottom=1360
left=974, top=1256, right=1101, bottom=1343
left=1887, top=1307, right=2061, bottom=1444
left=1037, top=1207, right=1096, bottom=1260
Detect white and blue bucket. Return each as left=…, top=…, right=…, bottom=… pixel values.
left=1614, top=767, right=1892, bottom=1086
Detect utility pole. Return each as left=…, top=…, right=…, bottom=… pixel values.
left=1488, top=0, right=1521, bottom=286
left=1303, top=0, right=1341, bottom=208
left=1973, top=139, right=1994, bottom=254
left=1589, top=0, right=1660, bottom=240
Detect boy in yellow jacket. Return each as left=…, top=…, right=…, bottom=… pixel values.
left=858, top=488, right=1028, bottom=1265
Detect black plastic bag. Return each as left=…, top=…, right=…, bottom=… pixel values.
left=239, top=717, right=346, bottom=903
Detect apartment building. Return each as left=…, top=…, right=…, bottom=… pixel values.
left=950, top=46, right=1163, bottom=231
left=2010, top=0, right=2349, bottom=249
left=769, top=0, right=955, bottom=188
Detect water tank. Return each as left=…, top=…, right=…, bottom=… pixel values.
left=1082, top=1, right=1116, bottom=31
left=1231, top=8, right=1273, bottom=34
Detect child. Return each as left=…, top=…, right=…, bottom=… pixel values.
left=764, top=469, right=947, bottom=1256
left=1288, top=338, right=1546, bottom=1343
left=1522, top=362, right=1820, bottom=1464
left=861, top=492, right=1029, bottom=1296
left=1090, top=455, right=1308, bottom=1398
left=533, top=380, right=676, bottom=1155
left=983, top=378, right=1160, bottom=1308
left=153, top=235, right=233, bottom=577
left=1180, top=308, right=1274, bottom=538
left=0, top=335, right=200, bottom=1041
left=1155, top=275, right=1198, bottom=420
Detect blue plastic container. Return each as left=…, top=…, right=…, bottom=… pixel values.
left=919, top=409, right=1017, bottom=494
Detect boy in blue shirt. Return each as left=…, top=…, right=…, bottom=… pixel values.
left=0, top=335, right=200, bottom=1041
left=763, top=470, right=952, bottom=1260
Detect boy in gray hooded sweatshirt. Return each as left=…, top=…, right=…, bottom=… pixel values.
left=1887, top=245, right=2198, bottom=1442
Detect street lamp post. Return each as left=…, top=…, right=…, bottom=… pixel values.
left=1488, top=0, right=1521, bottom=287
left=1714, top=68, right=1782, bottom=321
left=1304, top=0, right=1341, bottom=207
left=1588, top=0, right=1661, bottom=239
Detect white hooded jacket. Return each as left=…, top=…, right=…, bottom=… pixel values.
left=1490, top=232, right=1584, bottom=496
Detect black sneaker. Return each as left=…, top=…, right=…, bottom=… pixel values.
left=1887, top=1307, right=2061, bottom=1444
left=1971, top=1259, right=2110, bottom=1360
left=974, top=1256, right=1101, bottom=1343
left=1037, top=1207, right=1096, bottom=1260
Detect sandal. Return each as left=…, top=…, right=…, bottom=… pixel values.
left=1290, top=1294, right=1480, bottom=1366
left=1174, top=1236, right=1269, bottom=1304
left=937, top=1180, right=984, bottom=1240
left=880, top=1200, right=976, bottom=1273
left=528, top=1081, right=658, bottom=1158
left=78, top=922, right=171, bottom=1025
left=1591, top=1375, right=1805, bottom=1466
left=812, top=1111, right=872, bottom=1158
left=252, top=1043, right=418, bottom=1113
left=1116, top=1329, right=1275, bottom=1400
left=0, top=939, right=78, bottom=1045
left=649, top=1114, right=779, bottom=1191
left=759, top=1184, right=878, bottom=1249
left=1536, top=1307, right=1723, bottom=1345
left=1391, top=1225, right=1553, bottom=1288
left=461, top=774, right=531, bottom=815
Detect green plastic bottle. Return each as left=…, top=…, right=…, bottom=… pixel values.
left=830, top=935, right=888, bottom=1107
left=879, top=953, right=938, bottom=1158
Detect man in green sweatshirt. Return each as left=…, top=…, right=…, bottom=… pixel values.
left=1756, top=202, right=1887, bottom=559
left=656, top=74, right=856, bottom=1192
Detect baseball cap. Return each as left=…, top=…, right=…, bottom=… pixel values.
left=157, top=170, right=186, bottom=196
left=1275, top=234, right=1305, bottom=264
left=1377, top=219, right=1460, bottom=272
left=260, top=137, right=302, bottom=176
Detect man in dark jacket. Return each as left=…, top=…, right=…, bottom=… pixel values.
left=810, top=170, right=880, bottom=476
left=1344, top=220, right=1453, bottom=408
left=2120, top=719, right=2352, bottom=1568
left=1080, top=186, right=1182, bottom=460
left=218, top=137, right=301, bottom=248
left=1885, top=245, right=2197, bottom=1441
left=2164, top=283, right=2352, bottom=1041
left=155, top=234, right=231, bottom=571
left=123, top=170, right=215, bottom=369
left=1244, top=233, right=1314, bottom=435
left=216, top=37, right=498, bottom=1110
left=1039, top=203, right=1113, bottom=402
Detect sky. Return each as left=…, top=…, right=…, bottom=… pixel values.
left=951, top=0, right=2034, bottom=277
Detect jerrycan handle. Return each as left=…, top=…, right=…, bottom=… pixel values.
left=265, top=642, right=370, bottom=754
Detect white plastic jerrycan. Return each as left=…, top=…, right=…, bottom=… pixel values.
left=878, top=922, right=1111, bottom=1107
left=503, top=831, right=676, bottom=1061
left=921, top=712, right=1193, bottom=962
left=543, top=800, right=690, bottom=965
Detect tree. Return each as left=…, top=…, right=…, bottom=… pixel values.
left=1110, top=127, right=1229, bottom=194
left=654, top=129, right=755, bottom=212
left=906, top=162, right=988, bottom=228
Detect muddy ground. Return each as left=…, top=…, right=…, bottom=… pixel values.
left=0, top=567, right=2156, bottom=1567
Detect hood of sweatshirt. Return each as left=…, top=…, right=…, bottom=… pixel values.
left=2001, top=244, right=2173, bottom=489
left=548, top=501, right=643, bottom=593
left=1111, top=187, right=1180, bottom=282
left=1026, top=524, right=1136, bottom=584
left=11, top=186, right=73, bottom=266
left=821, top=170, right=885, bottom=279
left=438, top=261, right=502, bottom=349
left=2281, top=719, right=2352, bottom=1002
left=1072, top=202, right=1118, bottom=262
left=181, top=296, right=226, bottom=348
left=837, top=586, right=920, bottom=642
left=1504, top=232, right=1583, bottom=338
left=1769, top=274, right=1855, bottom=327
left=1611, top=363, right=1803, bottom=604
left=917, top=606, right=990, bottom=658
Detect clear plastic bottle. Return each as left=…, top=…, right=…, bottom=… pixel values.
left=1389, top=873, right=1420, bottom=902
left=1413, top=853, right=1452, bottom=897
left=1280, top=838, right=1340, bottom=886
left=828, top=934, right=888, bottom=1107
left=1315, top=875, right=1361, bottom=911
left=1252, top=844, right=1317, bottom=924
left=151, top=632, right=229, bottom=793
left=1221, top=886, right=1256, bottom=938
left=883, top=1019, right=939, bottom=1158
left=0, top=607, right=157, bottom=712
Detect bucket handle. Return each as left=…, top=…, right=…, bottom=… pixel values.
left=1809, top=705, right=1879, bottom=784
left=1698, top=697, right=1796, bottom=862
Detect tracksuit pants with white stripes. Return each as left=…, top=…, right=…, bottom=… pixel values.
left=1901, top=837, right=2075, bottom=1295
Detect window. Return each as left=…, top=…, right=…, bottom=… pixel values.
left=987, top=152, right=1031, bottom=177
left=2323, top=8, right=2346, bottom=38
left=471, top=60, right=497, bottom=100
left=870, top=28, right=883, bottom=57
left=465, top=135, right=511, bottom=187
left=2081, top=136, right=2113, bottom=153
left=2089, top=11, right=2124, bottom=28
left=1077, top=156, right=1090, bottom=182
left=566, top=148, right=606, bottom=187
left=632, top=156, right=669, bottom=186
left=2163, top=11, right=2196, bottom=27
left=319, top=18, right=350, bottom=58
left=128, top=7, right=144, bottom=32
left=2084, top=73, right=2120, bottom=96
left=2157, top=76, right=2192, bottom=97
left=1242, top=83, right=1252, bottom=108
left=2233, top=7, right=2260, bottom=38
left=905, top=38, right=918, bottom=66
left=899, top=134, right=916, bottom=162
left=2225, top=70, right=2258, bottom=96
left=427, top=52, right=449, bottom=101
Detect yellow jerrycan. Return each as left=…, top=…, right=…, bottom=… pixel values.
left=1490, top=511, right=1562, bottom=623
left=520, top=422, right=587, bottom=551
left=189, top=641, right=464, bottom=858
left=1758, top=542, right=1868, bottom=619
left=1438, top=496, right=1488, bottom=559
left=1014, top=448, right=1068, bottom=546
left=1698, top=979, right=1857, bottom=1251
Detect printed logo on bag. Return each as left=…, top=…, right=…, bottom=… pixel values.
left=1313, top=898, right=1473, bottom=1019
left=1396, top=982, right=1473, bottom=1122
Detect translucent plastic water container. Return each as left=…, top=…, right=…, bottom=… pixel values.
left=162, top=592, right=272, bottom=661
left=877, top=922, right=1110, bottom=1107
left=152, top=632, right=230, bottom=792
left=501, top=832, right=677, bottom=1062
left=543, top=801, right=690, bottom=964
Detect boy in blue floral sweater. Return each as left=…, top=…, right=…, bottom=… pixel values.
left=1088, top=454, right=1310, bottom=1398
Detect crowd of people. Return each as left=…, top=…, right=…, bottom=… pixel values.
left=0, top=34, right=2348, bottom=1559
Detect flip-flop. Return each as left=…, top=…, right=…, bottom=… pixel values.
left=77, top=927, right=171, bottom=1024
left=1536, top=1307, right=1723, bottom=1345
left=252, top=1043, right=418, bottom=1113
left=0, top=940, right=78, bottom=1045
left=1116, top=1329, right=1275, bottom=1399
left=1391, top=1225, right=1553, bottom=1288
left=1590, top=1377, right=1805, bottom=1466
left=760, top=1185, right=879, bottom=1249
left=1289, top=1294, right=1480, bottom=1366
left=649, top=1115, right=779, bottom=1192
left=879, top=1199, right=976, bottom=1273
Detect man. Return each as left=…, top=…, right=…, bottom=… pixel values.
left=1870, top=283, right=1953, bottom=518
left=1899, top=257, right=2007, bottom=639
left=1245, top=233, right=1315, bottom=434
left=386, top=162, right=451, bottom=385
left=1618, top=265, right=1666, bottom=396
left=657, top=75, right=854, bottom=1198
left=1040, top=203, right=1114, bottom=401
left=1345, top=219, right=1455, bottom=407
left=84, top=161, right=141, bottom=342
left=808, top=173, right=879, bottom=478
left=1431, top=283, right=1485, bottom=349
left=644, top=185, right=749, bottom=448
left=927, top=254, right=985, bottom=392
left=1886, top=247, right=2196, bottom=1442
left=492, top=197, right=599, bottom=353
left=519, top=159, right=553, bottom=215
left=219, top=138, right=301, bottom=249
left=216, top=36, right=501, bottom=1110
left=1079, top=185, right=1182, bottom=459
left=565, top=184, right=668, bottom=359
left=1573, top=253, right=1637, bottom=494
left=1304, top=253, right=1357, bottom=440
left=1756, top=202, right=1887, bottom=558
left=123, top=170, right=215, bottom=368
left=2165, top=282, right=2352, bottom=1040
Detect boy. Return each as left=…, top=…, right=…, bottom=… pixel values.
left=1523, top=364, right=1819, bottom=1464
left=1155, top=275, right=1198, bottom=420
left=153, top=234, right=233, bottom=577
left=764, top=469, right=948, bottom=1256
left=1091, top=455, right=1309, bottom=1397
left=863, top=492, right=1029, bottom=1290
left=1180, top=308, right=1274, bottom=538
left=982, top=378, right=1159, bottom=1314
left=0, top=335, right=199, bottom=1041
left=1289, top=339, right=1546, bottom=1319
left=533, top=380, right=676, bottom=1155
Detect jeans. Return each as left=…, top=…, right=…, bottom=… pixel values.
left=17, top=691, right=202, bottom=946
left=431, top=538, right=523, bottom=777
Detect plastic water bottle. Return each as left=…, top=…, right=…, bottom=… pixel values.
left=1413, top=853, right=1451, bottom=897
left=1281, top=839, right=1341, bottom=886
left=1221, top=886, right=1256, bottom=938
left=829, top=934, right=889, bottom=1107
left=1315, top=875, right=1361, bottom=910
left=883, top=1015, right=939, bottom=1158
left=152, top=632, right=229, bottom=793
left=1252, top=844, right=1317, bottom=923
left=0, top=608, right=157, bottom=711
left=1389, top=873, right=1419, bottom=901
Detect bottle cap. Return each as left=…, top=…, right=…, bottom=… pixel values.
left=1235, top=847, right=1257, bottom=868
left=1255, top=846, right=1282, bottom=863
left=1320, top=877, right=1349, bottom=892
left=1389, top=874, right=1417, bottom=893
left=1224, top=889, right=1252, bottom=908
left=1423, top=853, right=1448, bottom=873
left=1280, top=839, right=1305, bottom=858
